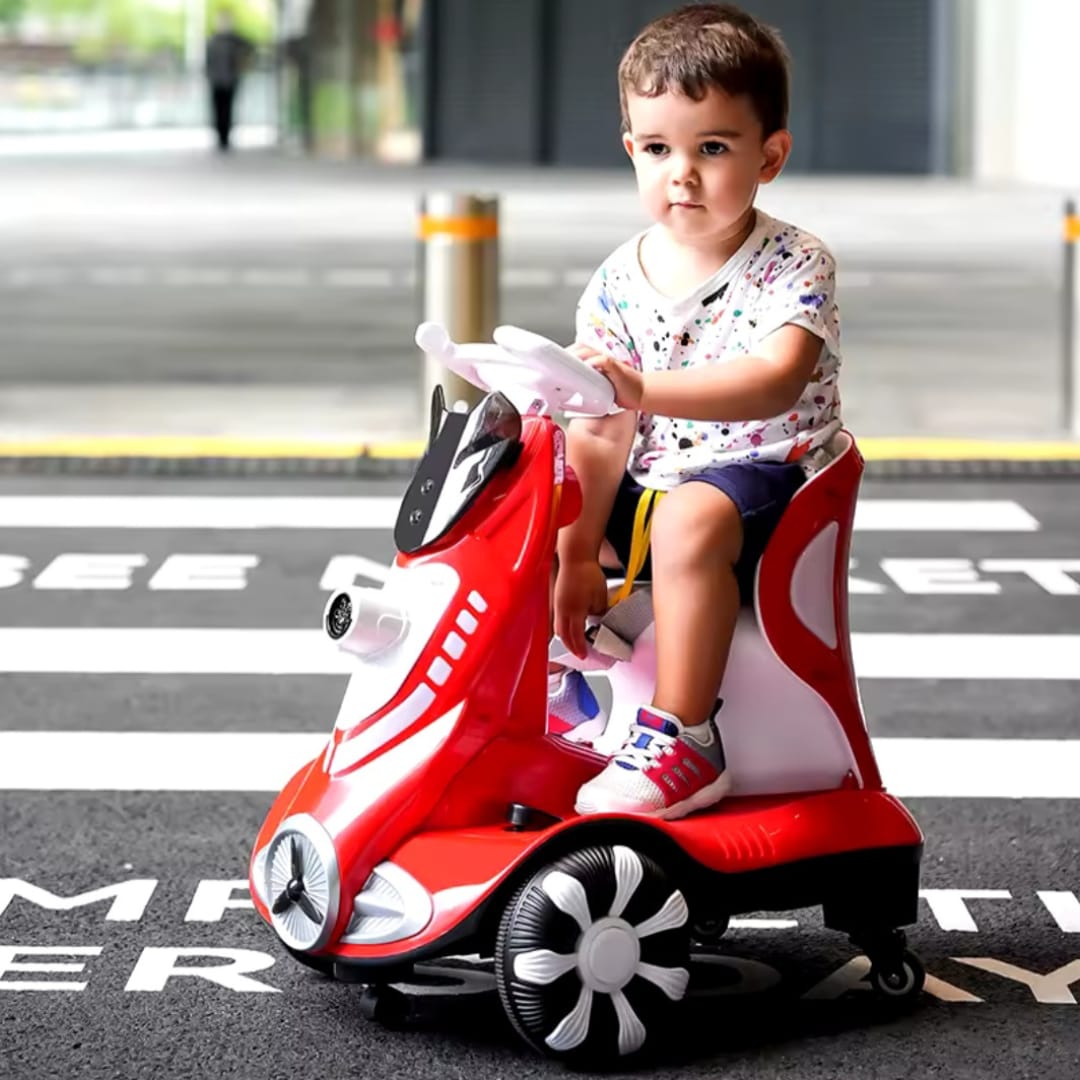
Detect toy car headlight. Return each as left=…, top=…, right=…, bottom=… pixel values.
left=324, top=588, right=409, bottom=658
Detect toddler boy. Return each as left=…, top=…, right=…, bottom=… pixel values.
left=552, top=3, right=842, bottom=818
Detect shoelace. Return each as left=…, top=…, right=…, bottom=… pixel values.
left=616, top=722, right=679, bottom=769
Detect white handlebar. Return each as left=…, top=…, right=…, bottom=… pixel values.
left=415, top=321, right=616, bottom=417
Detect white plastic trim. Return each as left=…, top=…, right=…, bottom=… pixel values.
left=333, top=560, right=460, bottom=732
left=341, top=861, right=434, bottom=946
left=790, top=521, right=839, bottom=649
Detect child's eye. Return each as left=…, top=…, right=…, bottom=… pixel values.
left=643, top=142, right=669, bottom=156
left=701, top=141, right=728, bottom=156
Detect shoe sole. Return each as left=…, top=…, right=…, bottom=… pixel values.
left=575, top=772, right=733, bottom=819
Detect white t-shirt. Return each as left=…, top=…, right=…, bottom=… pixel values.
left=574, top=210, right=842, bottom=490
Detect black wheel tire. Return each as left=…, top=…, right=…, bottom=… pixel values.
left=869, top=949, right=925, bottom=1003
left=495, top=843, right=691, bottom=1063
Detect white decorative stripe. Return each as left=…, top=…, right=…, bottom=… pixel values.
left=324, top=703, right=462, bottom=836
left=634, top=890, right=688, bottom=939
left=456, top=610, right=479, bottom=634
left=609, top=846, right=643, bottom=919
left=542, top=871, right=593, bottom=933
left=442, top=631, right=466, bottom=659
left=330, top=683, right=435, bottom=775
left=545, top=984, right=593, bottom=1052
left=513, top=948, right=579, bottom=986
left=636, top=961, right=690, bottom=1001
left=427, top=657, right=452, bottom=685
left=467, top=590, right=488, bottom=612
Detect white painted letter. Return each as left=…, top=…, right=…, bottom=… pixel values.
left=1038, top=891, right=1080, bottom=932
left=125, top=948, right=280, bottom=993
left=0, top=556, right=29, bottom=589
left=953, top=958, right=1080, bottom=1004
left=184, top=880, right=253, bottom=922
left=0, top=946, right=102, bottom=992
left=148, top=555, right=259, bottom=591
left=980, top=559, right=1080, bottom=596
left=0, top=878, right=157, bottom=921
left=881, top=559, right=1000, bottom=595
left=34, top=554, right=147, bottom=590
left=319, top=555, right=390, bottom=591
left=920, top=889, right=1012, bottom=932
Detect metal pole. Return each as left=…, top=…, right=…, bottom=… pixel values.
left=418, top=192, right=499, bottom=411
left=1065, top=198, right=1079, bottom=436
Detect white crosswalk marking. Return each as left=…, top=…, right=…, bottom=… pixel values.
left=0, top=628, right=1077, bottom=678
left=0, top=493, right=1075, bottom=806
left=0, top=731, right=1076, bottom=797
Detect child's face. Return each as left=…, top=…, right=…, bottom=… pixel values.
left=622, top=87, right=790, bottom=248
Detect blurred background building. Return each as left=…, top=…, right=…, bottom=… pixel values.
left=0, top=0, right=1076, bottom=184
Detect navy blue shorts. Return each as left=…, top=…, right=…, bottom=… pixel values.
left=605, top=462, right=805, bottom=602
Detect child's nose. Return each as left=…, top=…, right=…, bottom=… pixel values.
left=670, top=153, right=698, bottom=184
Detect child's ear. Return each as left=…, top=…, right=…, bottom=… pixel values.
left=759, top=129, right=792, bottom=183
left=622, top=131, right=635, bottom=160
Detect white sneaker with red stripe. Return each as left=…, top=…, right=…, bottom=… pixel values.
left=575, top=705, right=731, bottom=819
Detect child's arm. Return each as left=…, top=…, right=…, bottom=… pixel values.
left=554, top=408, right=636, bottom=659
left=591, top=323, right=821, bottom=422
left=558, top=409, right=637, bottom=564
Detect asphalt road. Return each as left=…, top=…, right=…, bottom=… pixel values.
left=0, top=152, right=1067, bottom=438
left=1, top=473, right=1079, bottom=1079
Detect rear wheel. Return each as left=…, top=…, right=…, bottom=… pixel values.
left=495, top=844, right=690, bottom=1063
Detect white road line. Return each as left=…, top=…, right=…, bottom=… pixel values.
left=853, top=633, right=1080, bottom=679
left=852, top=500, right=1039, bottom=532
left=0, top=628, right=1076, bottom=678
left=161, top=268, right=235, bottom=287
left=324, top=268, right=394, bottom=288
left=239, top=268, right=312, bottom=288
left=0, top=496, right=403, bottom=529
left=0, top=497, right=1039, bottom=532
left=503, top=268, right=558, bottom=288
left=0, top=731, right=1076, bottom=796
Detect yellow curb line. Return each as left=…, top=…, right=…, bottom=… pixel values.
left=0, top=436, right=1079, bottom=462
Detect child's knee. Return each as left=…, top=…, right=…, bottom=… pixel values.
left=651, top=484, right=743, bottom=567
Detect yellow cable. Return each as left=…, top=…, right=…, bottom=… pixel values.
left=610, top=487, right=664, bottom=605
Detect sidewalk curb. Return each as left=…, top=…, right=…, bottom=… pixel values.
left=2, top=436, right=1080, bottom=479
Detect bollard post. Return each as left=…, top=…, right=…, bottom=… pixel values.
left=418, top=193, right=499, bottom=411
left=1065, top=197, right=1079, bottom=436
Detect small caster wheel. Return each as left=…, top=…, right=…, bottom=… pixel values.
left=358, top=983, right=410, bottom=1027
left=869, top=949, right=925, bottom=1003
left=691, top=913, right=730, bottom=945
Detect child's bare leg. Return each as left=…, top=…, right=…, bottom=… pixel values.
left=649, top=482, right=743, bottom=728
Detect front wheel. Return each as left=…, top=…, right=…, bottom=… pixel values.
left=495, top=844, right=691, bottom=1063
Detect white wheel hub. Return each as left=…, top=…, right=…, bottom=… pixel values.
left=577, top=917, right=641, bottom=993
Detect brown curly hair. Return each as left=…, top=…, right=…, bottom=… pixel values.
left=618, top=4, right=791, bottom=137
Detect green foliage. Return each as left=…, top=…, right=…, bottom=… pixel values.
left=0, top=0, right=25, bottom=27
left=8, top=0, right=272, bottom=63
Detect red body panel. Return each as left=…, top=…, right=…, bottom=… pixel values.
left=250, top=418, right=922, bottom=964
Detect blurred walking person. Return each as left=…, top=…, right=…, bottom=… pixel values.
left=206, top=9, right=254, bottom=151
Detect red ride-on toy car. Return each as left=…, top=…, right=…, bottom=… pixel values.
left=249, top=322, right=925, bottom=1062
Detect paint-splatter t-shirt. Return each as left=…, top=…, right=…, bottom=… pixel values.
left=575, top=211, right=841, bottom=490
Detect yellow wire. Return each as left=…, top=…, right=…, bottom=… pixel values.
left=610, top=487, right=664, bottom=605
